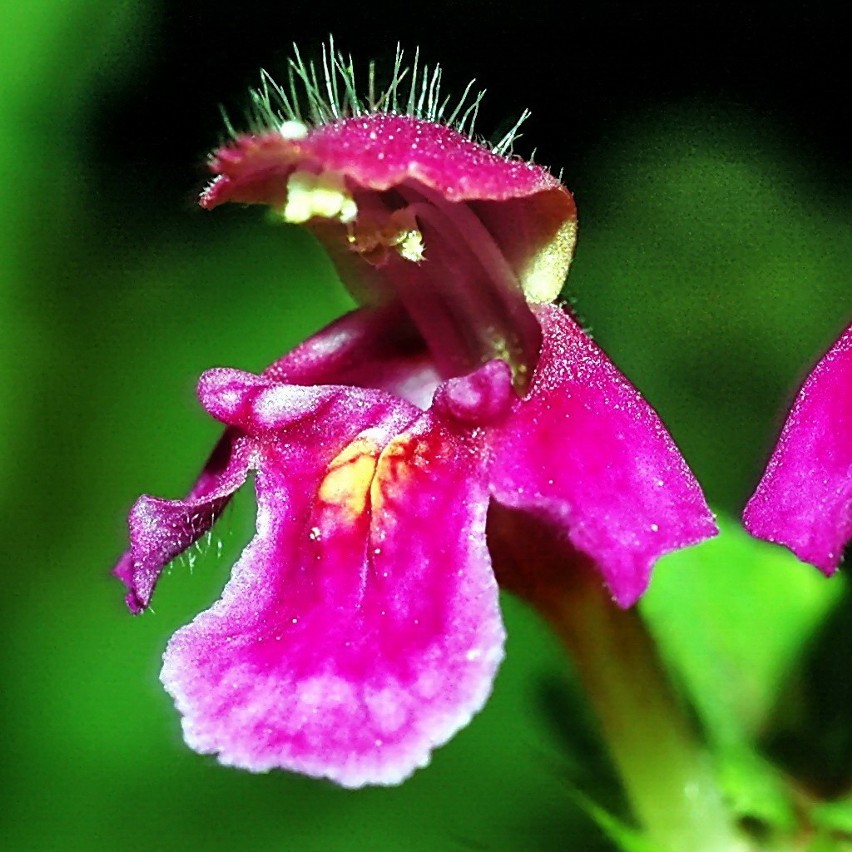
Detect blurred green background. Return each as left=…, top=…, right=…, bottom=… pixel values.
left=2, top=2, right=849, bottom=849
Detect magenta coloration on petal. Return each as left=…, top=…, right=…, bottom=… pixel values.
left=161, top=408, right=504, bottom=787
left=433, top=359, right=515, bottom=425
left=117, top=354, right=506, bottom=783
left=113, top=301, right=718, bottom=781
left=199, top=366, right=420, bottom=437
left=261, top=305, right=441, bottom=408
left=114, top=48, right=722, bottom=787
left=201, top=113, right=567, bottom=208
left=114, top=431, right=250, bottom=614
left=744, top=324, right=852, bottom=574
left=488, top=304, right=718, bottom=607
left=199, top=115, right=576, bottom=313
left=200, top=112, right=577, bottom=380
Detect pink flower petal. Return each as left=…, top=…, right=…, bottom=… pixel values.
left=161, top=411, right=504, bottom=787
left=488, top=304, right=717, bottom=607
left=744, top=324, right=852, bottom=574
left=114, top=431, right=251, bottom=614
left=115, top=366, right=427, bottom=617
left=200, top=116, right=575, bottom=306
left=432, top=358, right=515, bottom=426
left=197, top=366, right=419, bottom=437
left=261, top=305, right=442, bottom=409
left=200, top=114, right=577, bottom=378
left=201, top=113, right=568, bottom=206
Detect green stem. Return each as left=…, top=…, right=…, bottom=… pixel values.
left=489, top=507, right=752, bottom=851
left=544, top=572, right=750, bottom=851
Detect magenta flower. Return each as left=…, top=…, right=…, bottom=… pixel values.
left=744, top=323, right=851, bottom=574
left=114, top=51, right=716, bottom=787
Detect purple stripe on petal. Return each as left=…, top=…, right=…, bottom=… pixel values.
left=161, top=414, right=503, bottom=787
left=744, top=323, right=852, bottom=574
left=489, top=304, right=717, bottom=608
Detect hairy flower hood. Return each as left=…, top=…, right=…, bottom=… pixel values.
left=201, top=112, right=577, bottom=306
left=201, top=107, right=578, bottom=386
left=114, top=50, right=716, bottom=788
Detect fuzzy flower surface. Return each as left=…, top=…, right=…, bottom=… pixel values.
left=114, top=49, right=716, bottom=787
left=744, top=323, right=851, bottom=574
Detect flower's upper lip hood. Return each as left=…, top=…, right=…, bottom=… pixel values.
left=200, top=112, right=578, bottom=382
left=201, top=113, right=572, bottom=207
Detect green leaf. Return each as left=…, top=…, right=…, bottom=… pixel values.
left=805, top=832, right=852, bottom=852
left=567, top=788, right=658, bottom=852
left=811, top=797, right=852, bottom=836
left=642, top=515, right=843, bottom=748
left=716, top=748, right=796, bottom=831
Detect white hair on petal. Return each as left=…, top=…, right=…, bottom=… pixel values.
left=221, top=36, right=530, bottom=157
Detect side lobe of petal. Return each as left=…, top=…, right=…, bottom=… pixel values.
left=113, top=430, right=250, bottom=614
left=744, top=324, right=852, bottom=574
left=489, top=304, right=717, bottom=607
left=161, top=410, right=504, bottom=787
left=116, top=369, right=425, bottom=616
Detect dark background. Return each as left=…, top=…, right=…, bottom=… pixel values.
left=106, top=3, right=851, bottom=209
left=89, top=0, right=851, bottom=510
